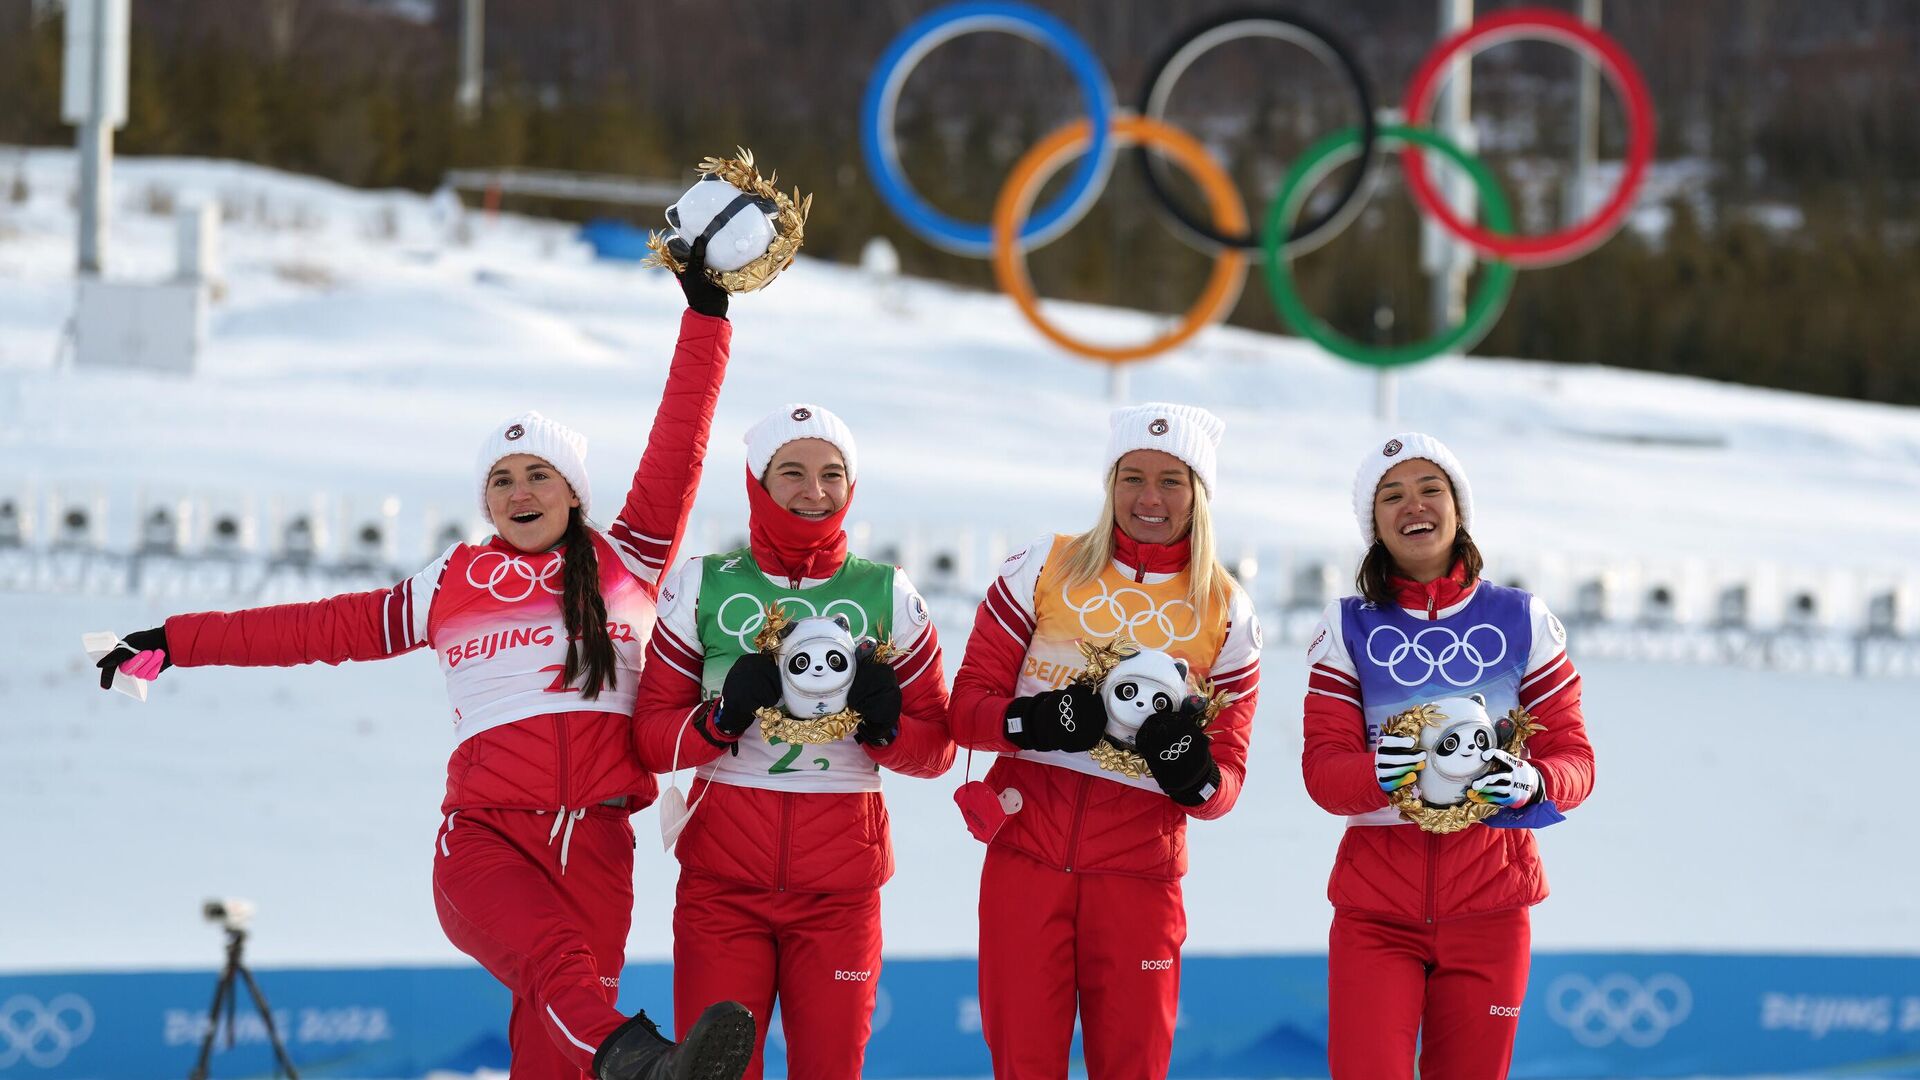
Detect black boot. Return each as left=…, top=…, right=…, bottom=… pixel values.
left=593, top=1001, right=755, bottom=1080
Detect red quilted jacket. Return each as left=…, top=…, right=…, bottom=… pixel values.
left=166, top=310, right=731, bottom=816
left=947, top=535, right=1260, bottom=881
left=1300, top=571, right=1595, bottom=921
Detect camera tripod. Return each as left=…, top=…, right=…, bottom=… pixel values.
left=188, top=924, right=300, bottom=1079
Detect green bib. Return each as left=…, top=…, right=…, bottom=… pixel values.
left=694, top=547, right=896, bottom=698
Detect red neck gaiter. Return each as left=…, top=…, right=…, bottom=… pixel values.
left=746, top=469, right=851, bottom=585
left=1111, top=525, right=1192, bottom=582
left=1389, top=558, right=1476, bottom=617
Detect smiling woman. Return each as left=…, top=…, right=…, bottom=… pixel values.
left=947, top=402, right=1262, bottom=1079
left=86, top=242, right=759, bottom=1080
left=1300, top=430, right=1596, bottom=1080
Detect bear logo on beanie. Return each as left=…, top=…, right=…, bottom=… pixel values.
left=791, top=407, right=812, bottom=422
left=1149, top=418, right=1170, bottom=436
left=506, top=424, right=525, bottom=441
left=1383, top=438, right=1403, bottom=456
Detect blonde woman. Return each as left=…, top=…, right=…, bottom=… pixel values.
left=949, top=403, right=1262, bottom=1079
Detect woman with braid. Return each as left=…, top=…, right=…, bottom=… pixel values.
left=89, top=243, right=755, bottom=1080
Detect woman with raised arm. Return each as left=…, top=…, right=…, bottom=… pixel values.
left=946, top=403, right=1261, bottom=1080
left=1302, top=432, right=1594, bottom=1080
left=90, top=244, right=755, bottom=1080
left=630, top=402, right=952, bottom=1080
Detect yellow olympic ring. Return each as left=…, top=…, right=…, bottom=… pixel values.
left=992, top=115, right=1248, bottom=364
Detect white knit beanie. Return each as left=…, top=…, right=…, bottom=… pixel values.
left=475, top=411, right=592, bottom=522
left=744, top=403, right=859, bottom=482
left=1106, top=402, right=1224, bottom=495
left=1352, top=432, right=1474, bottom=546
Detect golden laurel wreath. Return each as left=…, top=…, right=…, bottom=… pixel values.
left=749, top=603, right=897, bottom=745
left=644, top=148, right=812, bottom=294
left=1071, top=637, right=1228, bottom=780
left=1383, top=702, right=1543, bottom=834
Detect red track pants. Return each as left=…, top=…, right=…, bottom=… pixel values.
left=977, top=845, right=1186, bottom=1080
left=433, top=805, right=636, bottom=1079
left=1327, top=906, right=1532, bottom=1080
left=672, top=868, right=883, bottom=1080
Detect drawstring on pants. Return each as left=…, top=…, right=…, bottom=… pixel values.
left=545, top=806, right=588, bottom=874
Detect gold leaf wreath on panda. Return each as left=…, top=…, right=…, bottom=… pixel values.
left=1382, top=703, right=1543, bottom=834
left=643, top=148, right=812, bottom=294
left=1070, top=637, right=1229, bottom=780
left=749, top=603, right=899, bottom=745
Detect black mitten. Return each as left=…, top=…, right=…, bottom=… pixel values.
left=713, top=651, right=781, bottom=737
left=849, top=642, right=902, bottom=748
left=95, top=626, right=171, bottom=690
left=1134, top=699, right=1218, bottom=805
left=1004, top=683, right=1106, bottom=753
left=675, top=235, right=730, bottom=319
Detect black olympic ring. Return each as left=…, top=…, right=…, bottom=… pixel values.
left=1136, top=8, right=1378, bottom=254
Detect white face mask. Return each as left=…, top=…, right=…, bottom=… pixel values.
left=658, top=707, right=711, bottom=852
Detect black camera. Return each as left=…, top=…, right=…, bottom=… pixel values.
left=202, top=897, right=255, bottom=932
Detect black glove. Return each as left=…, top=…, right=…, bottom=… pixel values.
left=96, top=626, right=171, bottom=690
left=1004, top=682, right=1106, bottom=753
left=849, top=642, right=902, bottom=748
left=713, top=651, right=781, bottom=737
left=675, top=235, right=729, bottom=319
left=1134, top=697, right=1219, bottom=806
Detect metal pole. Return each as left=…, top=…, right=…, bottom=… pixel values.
left=457, top=0, right=484, bottom=123
left=1425, top=0, right=1474, bottom=340
left=1566, top=0, right=1602, bottom=226
left=76, top=0, right=110, bottom=277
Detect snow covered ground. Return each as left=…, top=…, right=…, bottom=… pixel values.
left=3, top=148, right=1918, bottom=978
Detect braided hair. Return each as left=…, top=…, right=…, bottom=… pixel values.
left=559, top=507, right=616, bottom=698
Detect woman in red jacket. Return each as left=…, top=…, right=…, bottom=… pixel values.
left=948, top=403, right=1261, bottom=1080
left=630, top=402, right=953, bottom=1080
left=1301, top=431, right=1595, bottom=1080
left=91, top=249, right=754, bottom=1080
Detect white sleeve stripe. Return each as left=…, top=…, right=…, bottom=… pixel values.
left=1308, top=686, right=1362, bottom=707
left=609, top=519, right=674, bottom=545
left=649, top=649, right=702, bottom=684
left=988, top=579, right=1036, bottom=632
left=1212, top=660, right=1258, bottom=685
left=1311, top=662, right=1360, bottom=688
left=896, top=647, right=938, bottom=688
left=986, top=605, right=1026, bottom=645
left=1523, top=670, right=1578, bottom=706
left=402, top=581, right=414, bottom=647
left=1521, top=654, right=1569, bottom=690
left=381, top=590, right=393, bottom=654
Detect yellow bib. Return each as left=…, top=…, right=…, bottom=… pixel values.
left=1015, top=535, right=1230, bottom=698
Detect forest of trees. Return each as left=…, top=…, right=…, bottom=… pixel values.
left=1, top=0, right=1916, bottom=404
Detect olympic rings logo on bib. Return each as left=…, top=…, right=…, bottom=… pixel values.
left=1064, top=581, right=1199, bottom=650
left=1364, top=623, right=1508, bottom=688
left=0, top=993, right=95, bottom=1069
left=861, top=4, right=1653, bottom=366
left=714, top=592, right=871, bottom=652
left=466, top=551, right=564, bottom=603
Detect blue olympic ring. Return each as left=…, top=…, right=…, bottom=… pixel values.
left=860, top=2, right=1116, bottom=257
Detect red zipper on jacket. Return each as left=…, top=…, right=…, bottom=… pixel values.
left=776, top=791, right=793, bottom=891
left=1062, top=775, right=1091, bottom=873
left=1427, top=595, right=1437, bottom=621
left=1424, top=831, right=1438, bottom=924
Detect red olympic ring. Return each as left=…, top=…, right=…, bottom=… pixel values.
left=1401, top=7, right=1655, bottom=268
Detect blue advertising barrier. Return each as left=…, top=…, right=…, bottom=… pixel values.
left=4, top=954, right=1918, bottom=1078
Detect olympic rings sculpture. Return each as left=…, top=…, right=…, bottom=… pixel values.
left=861, top=2, right=1654, bottom=365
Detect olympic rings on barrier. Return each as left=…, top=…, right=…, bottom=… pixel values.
left=860, top=2, right=1115, bottom=258
left=993, top=115, right=1249, bottom=363
left=1264, top=124, right=1517, bottom=368
left=1135, top=9, right=1376, bottom=255
left=863, top=3, right=1653, bottom=362
left=1402, top=8, right=1655, bottom=267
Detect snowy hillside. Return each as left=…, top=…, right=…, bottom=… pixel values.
left=2, top=149, right=1918, bottom=974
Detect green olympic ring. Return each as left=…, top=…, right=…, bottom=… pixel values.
left=1262, top=124, right=1516, bottom=369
